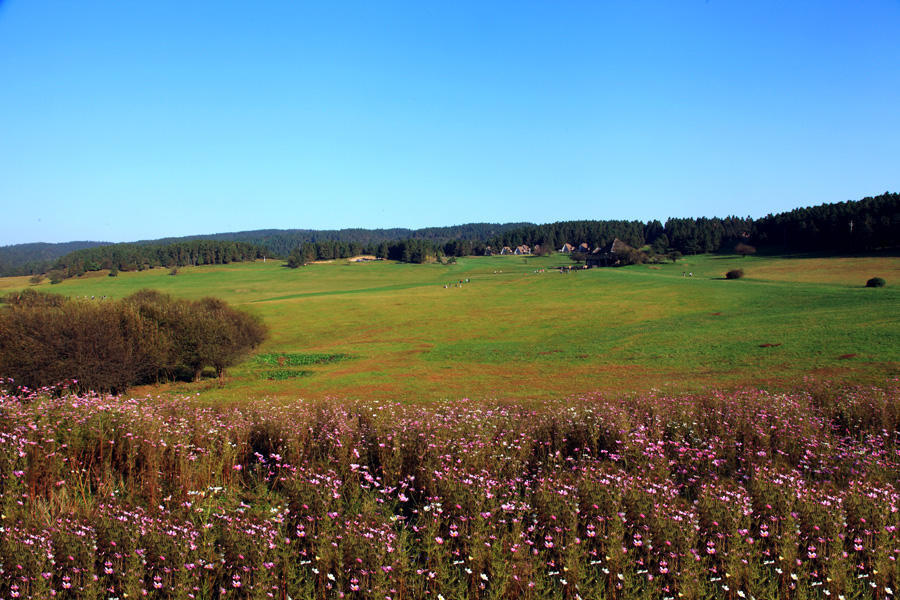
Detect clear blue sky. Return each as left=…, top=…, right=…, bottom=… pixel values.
left=1, top=1, right=898, bottom=245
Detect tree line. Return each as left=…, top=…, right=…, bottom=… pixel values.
left=3, top=193, right=896, bottom=276
left=0, top=289, right=267, bottom=393
left=470, top=193, right=897, bottom=258
left=45, top=240, right=269, bottom=281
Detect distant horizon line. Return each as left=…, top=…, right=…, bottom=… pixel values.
left=3, top=191, right=894, bottom=248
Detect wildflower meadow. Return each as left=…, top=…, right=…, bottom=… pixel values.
left=0, top=378, right=897, bottom=599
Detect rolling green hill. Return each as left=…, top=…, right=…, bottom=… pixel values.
left=2, top=252, right=897, bottom=402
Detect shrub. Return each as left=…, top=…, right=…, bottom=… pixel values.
left=0, top=289, right=267, bottom=393
left=0, top=299, right=145, bottom=393
left=2, top=288, right=66, bottom=307
left=726, top=268, right=744, bottom=279
left=735, top=242, right=757, bottom=257
left=615, top=248, right=647, bottom=266
left=28, top=274, right=45, bottom=285
left=865, top=277, right=885, bottom=288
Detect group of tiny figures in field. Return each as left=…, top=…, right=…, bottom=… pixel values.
left=683, top=272, right=693, bottom=277
left=558, top=265, right=588, bottom=274
left=444, top=278, right=471, bottom=289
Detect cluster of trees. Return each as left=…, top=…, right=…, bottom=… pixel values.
left=0, top=289, right=267, bottom=393
left=286, top=239, right=446, bottom=265
left=485, top=220, right=649, bottom=253
left=661, top=216, right=755, bottom=255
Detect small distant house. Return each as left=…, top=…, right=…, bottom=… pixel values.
left=559, top=243, right=574, bottom=253
left=500, top=246, right=514, bottom=255
left=514, top=245, right=531, bottom=255
left=585, top=238, right=634, bottom=267
left=577, top=243, right=591, bottom=254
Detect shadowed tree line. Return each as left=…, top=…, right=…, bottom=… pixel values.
left=754, top=192, right=898, bottom=253
left=0, top=289, right=267, bottom=393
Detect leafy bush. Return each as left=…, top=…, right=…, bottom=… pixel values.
left=726, top=268, right=744, bottom=279
left=615, top=248, right=647, bottom=266
left=569, top=251, right=588, bottom=263
left=126, top=290, right=267, bottom=381
left=0, top=289, right=267, bottom=393
left=866, top=276, right=885, bottom=287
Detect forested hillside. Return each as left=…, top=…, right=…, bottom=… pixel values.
left=754, top=192, right=898, bottom=252
left=0, top=241, right=111, bottom=276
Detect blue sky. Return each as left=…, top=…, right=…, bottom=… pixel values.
left=1, top=1, right=898, bottom=245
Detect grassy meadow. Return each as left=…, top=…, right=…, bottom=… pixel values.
left=2, top=252, right=897, bottom=403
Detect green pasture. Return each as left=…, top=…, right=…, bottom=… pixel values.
left=2, top=253, right=898, bottom=401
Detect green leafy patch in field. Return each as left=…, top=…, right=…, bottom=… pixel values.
left=254, top=352, right=353, bottom=381
left=260, top=369, right=314, bottom=380
left=254, top=352, right=353, bottom=367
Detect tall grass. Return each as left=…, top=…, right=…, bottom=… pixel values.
left=1, top=380, right=897, bottom=599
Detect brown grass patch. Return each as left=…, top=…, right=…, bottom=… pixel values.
left=759, top=343, right=782, bottom=348
left=750, top=256, right=900, bottom=285
left=838, top=353, right=858, bottom=360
